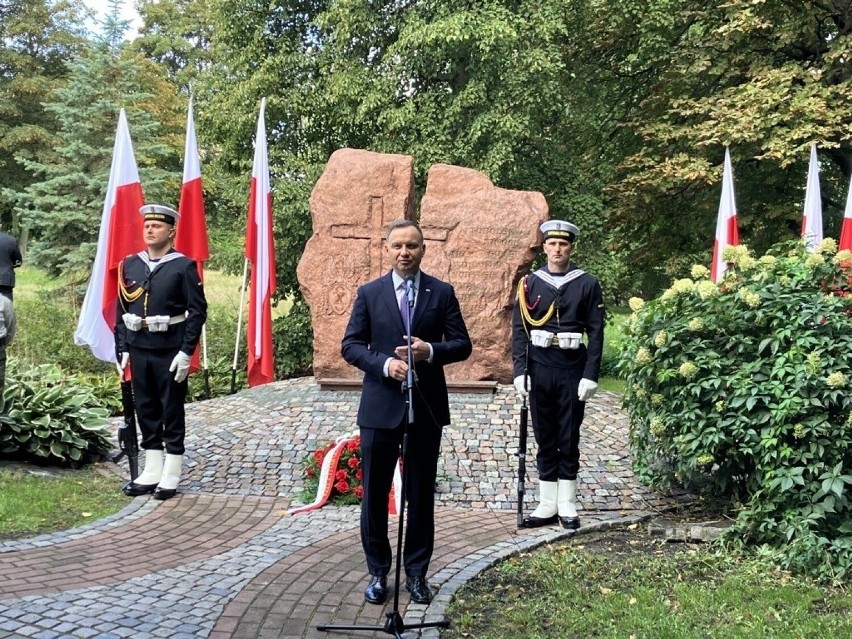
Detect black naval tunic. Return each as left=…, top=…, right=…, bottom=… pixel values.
left=511, top=265, right=605, bottom=480
left=115, top=250, right=207, bottom=455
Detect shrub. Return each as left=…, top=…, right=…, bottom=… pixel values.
left=0, top=360, right=113, bottom=466
left=72, top=372, right=123, bottom=415
left=274, top=296, right=313, bottom=379
left=601, top=308, right=629, bottom=379
left=618, top=240, right=852, bottom=582
left=9, top=287, right=112, bottom=375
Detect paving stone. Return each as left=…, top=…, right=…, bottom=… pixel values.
left=0, top=378, right=689, bottom=639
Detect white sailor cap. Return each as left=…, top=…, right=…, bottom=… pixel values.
left=540, top=220, right=579, bottom=242
left=139, top=204, right=179, bottom=225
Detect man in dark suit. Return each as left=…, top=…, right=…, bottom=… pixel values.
left=0, top=228, right=22, bottom=301
left=342, top=219, right=472, bottom=606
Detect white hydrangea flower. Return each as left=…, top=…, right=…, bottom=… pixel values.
left=679, top=362, right=698, bottom=378
left=817, top=237, right=837, bottom=255
left=805, top=253, right=826, bottom=268
left=832, top=250, right=852, bottom=265
left=691, top=264, right=710, bottom=279
left=696, top=280, right=718, bottom=299
left=672, top=278, right=695, bottom=293
left=826, top=372, right=847, bottom=388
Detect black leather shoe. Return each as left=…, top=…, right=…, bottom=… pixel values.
left=152, top=486, right=177, bottom=500
left=559, top=516, right=580, bottom=530
left=123, top=481, right=157, bottom=497
left=521, top=514, right=558, bottom=528
left=405, top=576, right=434, bottom=604
left=364, top=575, right=387, bottom=605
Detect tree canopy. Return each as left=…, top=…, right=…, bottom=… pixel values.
left=3, top=0, right=850, bottom=302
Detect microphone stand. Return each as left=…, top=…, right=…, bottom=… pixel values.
left=317, top=277, right=450, bottom=638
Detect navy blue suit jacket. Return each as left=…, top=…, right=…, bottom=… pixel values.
left=342, top=270, right=472, bottom=429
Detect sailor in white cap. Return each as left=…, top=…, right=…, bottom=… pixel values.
left=115, top=203, right=207, bottom=500
left=511, top=219, right=605, bottom=529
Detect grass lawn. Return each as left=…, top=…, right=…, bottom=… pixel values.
left=444, top=525, right=852, bottom=639
left=0, top=465, right=126, bottom=540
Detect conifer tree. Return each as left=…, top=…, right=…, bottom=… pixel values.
left=0, top=0, right=88, bottom=246
left=11, top=4, right=183, bottom=280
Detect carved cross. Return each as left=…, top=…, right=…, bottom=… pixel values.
left=330, top=196, right=389, bottom=280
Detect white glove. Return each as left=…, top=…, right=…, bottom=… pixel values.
left=578, top=378, right=598, bottom=402
left=169, top=351, right=192, bottom=383
left=116, top=352, right=130, bottom=376
left=513, top=375, right=530, bottom=401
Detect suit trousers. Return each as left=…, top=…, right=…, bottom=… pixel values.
left=359, top=417, right=442, bottom=578
left=529, top=360, right=585, bottom=481
left=128, top=346, right=188, bottom=455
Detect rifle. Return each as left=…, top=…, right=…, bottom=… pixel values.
left=517, top=390, right=529, bottom=529
left=112, top=377, right=140, bottom=481
left=516, top=348, right=531, bottom=529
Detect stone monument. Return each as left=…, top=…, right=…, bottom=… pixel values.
left=419, top=164, right=548, bottom=384
left=297, top=148, right=548, bottom=390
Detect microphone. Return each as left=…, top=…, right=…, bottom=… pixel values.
left=405, top=275, right=415, bottom=307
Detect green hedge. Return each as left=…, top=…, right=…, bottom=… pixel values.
left=619, top=240, right=852, bottom=582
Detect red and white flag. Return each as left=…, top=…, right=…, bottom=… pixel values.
left=711, top=147, right=740, bottom=283
left=175, top=95, right=209, bottom=276
left=801, top=143, right=823, bottom=252
left=840, top=175, right=852, bottom=252
left=175, top=96, right=209, bottom=374
left=74, top=109, right=145, bottom=362
left=245, top=98, right=276, bottom=387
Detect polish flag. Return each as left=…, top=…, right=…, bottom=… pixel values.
left=175, top=96, right=209, bottom=374
left=801, top=143, right=823, bottom=252
left=175, top=95, right=209, bottom=277
left=245, top=98, right=276, bottom=387
left=839, top=175, right=852, bottom=252
left=74, top=109, right=145, bottom=362
left=711, top=147, right=740, bottom=283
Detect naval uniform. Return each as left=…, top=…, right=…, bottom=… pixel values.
left=511, top=265, right=605, bottom=481
left=115, top=250, right=207, bottom=455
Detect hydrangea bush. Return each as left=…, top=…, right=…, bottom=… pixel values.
left=619, top=239, right=852, bottom=582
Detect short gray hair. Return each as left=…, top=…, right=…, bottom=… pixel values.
left=385, top=219, right=423, bottom=241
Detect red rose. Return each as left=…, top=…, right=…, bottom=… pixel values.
left=313, top=450, right=325, bottom=463
left=306, top=467, right=315, bottom=477
left=354, top=486, right=364, bottom=499
left=335, top=469, right=348, bottom=481
left=335, top=480, right=350, bottom=494
left=347, top=456, right=359, bottom=469
left=355, top=470, right=363, bottom=480
left=346, top=439, right=359, bottom=452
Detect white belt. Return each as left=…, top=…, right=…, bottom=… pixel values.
left=530, top=330, right=582, bottom=350
left=123, top=313, right=186, bottom=332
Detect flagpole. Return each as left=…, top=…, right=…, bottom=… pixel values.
left=231, top=257, right=250, bottom=394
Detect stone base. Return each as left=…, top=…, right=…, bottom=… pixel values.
left=317, top=378, right=498, bottom=394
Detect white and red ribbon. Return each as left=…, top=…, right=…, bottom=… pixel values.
left=288, top=431, right=402, bottom=516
